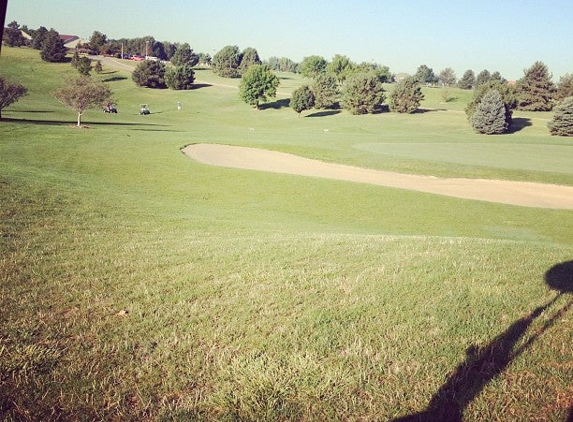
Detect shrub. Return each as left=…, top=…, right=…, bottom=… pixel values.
left=470, top=89, right=508, bottom=134
left=548, top=96, right=573, bottom=136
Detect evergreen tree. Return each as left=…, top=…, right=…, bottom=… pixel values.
left=76, top=57, right=93, bottom=76
left=212, top=45, right=242, bottom=78
left=165, top=64, right=195, bottom=90
left=547, top=96, right=573, bottom=136
left=40, top=30, right=67, bottom=63
left=290, top=85, right=315, bottom=116
left=458, top=69, right=475, bottom=89
left=390, top=76, right=424, bottom=113
left=326, top=54, right=355, bottom=84
left=475, top=70, right=491, bottom=87
left=555, top=74, right=573, bottom=102
left=515, top=61, right=555, bottom=111
left=437, top=67, right=457, bottom=87
left=470, top=89, right=508, bottom=134
left=342, top=72, right=386, bottom=115
left=171, top=43, right=199, bottom=67
left=31, top=26, right=48, bottom=50
left=94, top=60, right=103, bottom=74
left=466, top=80, right=516, bottom=128
left=312, top=73, right=339, bottom=109
left=239, top=47, right=262, bottom=74
left=239, top=64, right=279, bottom=109
left=132, top=60, right=167, bottom=88
left=413, top=64, right=437, bottom=85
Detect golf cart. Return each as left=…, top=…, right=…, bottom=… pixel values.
left=103, top=103, right=118, bottom=113
left=140, top=104, right=150, bottom=115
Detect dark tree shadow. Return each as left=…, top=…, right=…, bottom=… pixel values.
left=1, top=117, right=168, bottom=127
left=259, top=98, right=290, bottom=110
left=391, top=261, right=573, bottom=422
left=306, top=110, right=341, bottom=118
left=102, top=76, right=128, bottom=82
left=508, top=117, right=532, bottom=134
left=412, top=108, right=447, bottom=114
left=192, top=83, right=212, bottom=89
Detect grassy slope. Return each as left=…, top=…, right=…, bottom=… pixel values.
left=1, top=48, right=572, bottom=421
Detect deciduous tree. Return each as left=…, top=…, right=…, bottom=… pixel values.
left=239, top=64, right=279, bottom=109
left=53, top=76, right=113, bottom=127
left=239, top=47, right=262, bottom=74
left=390, top=76, right=424, bottom=113
left=290, top=85, right=315, bottom=117
left=470, top=89, right=508, bottom=134
left=437, top=67, right=457, bottom=87
left=300, top=55, right=327, bottom=78
left=548, top=96, right=573, bottom=136
left=327, top=54, right=355, bottom=84
left=414, top=64, right=437, bottom=85
left=342, top=72, right=385, bottom=115
left=0, top=77, right=27, bottom=120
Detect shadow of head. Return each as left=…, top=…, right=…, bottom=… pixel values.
left=545, top=261, right=573, bottom=294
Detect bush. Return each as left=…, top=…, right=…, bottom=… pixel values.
left=342, top=72, right=385, bottom=115
left=390, top=77, right=424, bottom=113
left=132, top=60, right=166, bottom=89
left=548, top=96, right=573, bottom=136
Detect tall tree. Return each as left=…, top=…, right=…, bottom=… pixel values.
left=475, top=70, right=491, bottom=87
left=300, top=55, right=327, bottom=78
left=239, top=64, right=279, bottom=109
left=414, top=64, right=437, bottom=85
left=40, top=29, right=67, bottom=62
left=547, top=96, right=573, bottom=136
left=53, top=76, right=113, bottom=127
left=239, top=47, right=262, bottom=74
left=342, top=72, right=386, bottom=115
left=555, top=74, right=573, bottom=102
left=312, top=73, right=339, bottom=109
left=3, top=21, right=25, bottom=47
left=89, top=31, right=107, bottom=53
left=132, top=60, right=167, bottom=88
left=390, top=76, right=424, bottom=113
left=290, top=85, right=315, bottom=117
left=515, top=61, right=555, bottom=111
left=0, top=76, right=27, bottom=120
left=470, top=89, right=508, bottom=134
left=437, top=67, right=457, bottom=87
left=458, top=69, right=475, bottom=89
left=31, top=26, right=48, bottom=50
left=327, top=54, right=355, bottom=84
left=212, top=45, right=242, bottom=78
left=171, top=43, right=199, bottom=67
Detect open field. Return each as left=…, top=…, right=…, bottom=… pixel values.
left=1, top=48, right=572, bottom=421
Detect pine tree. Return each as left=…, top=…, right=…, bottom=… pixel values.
left=458, top=69, right=475, bottom=90
left=290, top=85, right=315, bottom=116
left=470, top=89, right=508, bottom=134
left=548, top=96, right=573, bottom=136
left=40, top=30, right=67, bottom=63
left=390, top=76, right=424, bottom=113
left=515, top=61, right=555, bottom=111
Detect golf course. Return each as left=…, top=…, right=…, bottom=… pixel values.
left=1, top=47, right=572, bottom=421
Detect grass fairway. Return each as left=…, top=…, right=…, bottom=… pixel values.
left=1, top=48, right=572, bottom=421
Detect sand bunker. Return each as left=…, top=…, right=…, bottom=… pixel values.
left=182, top=143, right=573, bottom=210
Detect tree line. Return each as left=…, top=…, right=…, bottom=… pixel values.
left=2, top=21, right=573, bottom=135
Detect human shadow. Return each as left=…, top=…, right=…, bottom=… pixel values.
left=259, top=98, right=290, bottom=110
left=508, top=117, right=532, bottom=134
left=392, top=261, right=573, bottom=422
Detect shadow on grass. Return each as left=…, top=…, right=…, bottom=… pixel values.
left=412, top=108, right=448, bottom=114
left=259, top=98, right=290, bottom=110
left=391, top=261, right=573, bottom=422
left=306, top=110, right=341, bottom=118
left=1, top=117, right=168, bottom=128
left=102, top=76, right=128, bottom=82
left=192, top=83, right=213, bottom=89
left=508, top=117, right=532, bottom=134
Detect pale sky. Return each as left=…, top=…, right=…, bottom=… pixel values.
left=5, top=0, right=573, bottom=80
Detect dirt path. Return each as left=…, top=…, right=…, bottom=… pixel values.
left=182, top=143, right=573, bottom=210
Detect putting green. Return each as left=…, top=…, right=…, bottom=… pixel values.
left=354, top=143, right=573, bottom=174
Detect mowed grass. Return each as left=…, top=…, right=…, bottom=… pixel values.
left=1, top=47, right=573, bottom=421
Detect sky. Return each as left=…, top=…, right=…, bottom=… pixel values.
left=5, top=0, right=573, bottom=81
